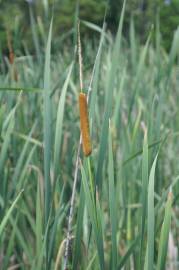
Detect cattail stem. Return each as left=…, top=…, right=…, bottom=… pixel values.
left=78, top=21, right=83, bottom=91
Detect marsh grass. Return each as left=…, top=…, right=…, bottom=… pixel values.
left=0, top=0, right=179, bottom=269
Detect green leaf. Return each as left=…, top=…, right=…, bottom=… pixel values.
left=43, top=18, right=53, bottom=269
left=118, top=236, right=140, bottom=269
left=156, top=191, right=173, bottom=270
left=95, top=0, right=126, bottom=189
left=108, top=122, right=117, bottom=269
left=44, top=19, right=53, bottom=226
left=0, top=190, right=23, bottom=237
left=147, top=154, right=158, bottom=270
left=72, top=184, right=85, bottom=269
left=139, top=131, right=148, bottom=269
left=0, top=87, right=42, bottom=92
left=81, top=162, right=104, bottom=270
left=54, top=63, right=73, bottom=181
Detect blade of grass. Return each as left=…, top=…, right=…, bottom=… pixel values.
left=89, top=19, right=105, bottom=123
left=81, top=162, right=104, bottom=270
left=130, top=16, right=137, bottom=73
left=13, top=131, right=43, bottom=148
left=122, top=136, right=167, bottom=166
left=54, top=63, right=73, bottom=181
left=147, top=154, right=158, bottom=270
left=0, top=113, right=14, bottom=177
left=43, top=18, right=53, bottom=269
left=0, top=93, right=22, bottom=177
left=117, top=236, right=140, bottom=269
left=2, top=215, right=18, bottom=269
left=0, top=190, right=23, bottom=237
left=156, top=191, right=173, bottom=270
left=95, top=0, right=126, bottom=189
left=128, top=31, right=151, bottom=121
left=44, top=19, right=53, bottom=226
left=139, top=131, right=148, bottom=269
left=36, top=179, right=43, bottom=259
left=29, top=3, right=41, bottom=63
left=95, top=188, right=105, bottom=270
left=72, top=183, right=85, bottom=270
left=108, top=121, right=117, bottom=269
left=0, top=87, right=42, bottom=92
left=12, top=123, right=36, bottom=189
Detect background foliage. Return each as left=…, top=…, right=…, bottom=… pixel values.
left=0, top=0, right=179, bottom=52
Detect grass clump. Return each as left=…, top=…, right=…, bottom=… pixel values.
left=0, top=3, right=179, bottom=269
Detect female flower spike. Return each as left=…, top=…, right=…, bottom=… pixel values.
left=79, top=93, right=92, bottom=156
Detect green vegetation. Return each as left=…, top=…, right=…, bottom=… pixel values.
left=0, top=0, right=179, bottom=269
left=0, top=0, right=179, bottom=52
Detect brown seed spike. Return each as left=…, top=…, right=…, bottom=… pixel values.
left=79, top=92, right=92, bottom=156
left=9, top=51, right=14, bottom=65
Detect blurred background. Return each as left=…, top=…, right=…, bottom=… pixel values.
left=0, top=0, right=179, bottom=56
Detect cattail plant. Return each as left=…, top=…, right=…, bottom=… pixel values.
left=7, top=30, right=18, bottom=82
left=63, top=21, right=86, bottom=270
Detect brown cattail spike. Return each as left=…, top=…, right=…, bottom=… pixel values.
left=9, top=51, right=14, bottom=65
left=79, top=93, right=92, bottom=156
left=7, top=31, right=18, bottom=82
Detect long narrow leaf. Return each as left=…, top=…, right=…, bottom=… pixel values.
left=156, top=191, right=173, bottom=270
left=147, top=155, right=158, bottom=270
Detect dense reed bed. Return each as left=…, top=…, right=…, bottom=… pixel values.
left=0, top=2, right=179, bottom=269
